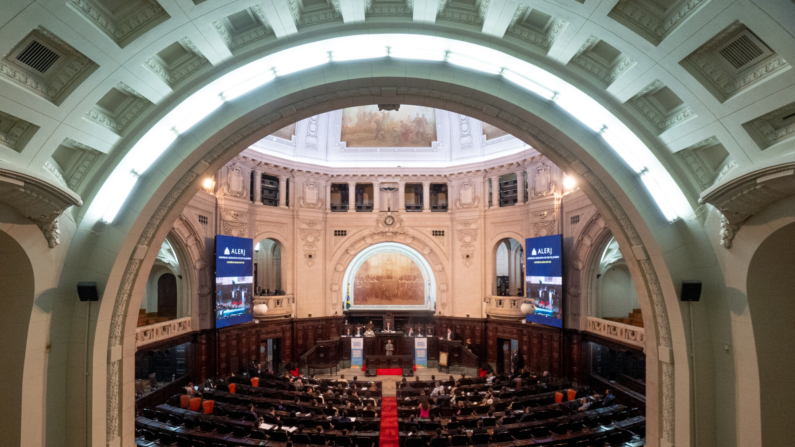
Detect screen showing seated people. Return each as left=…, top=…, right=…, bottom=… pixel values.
left=525, top=234, right=563, bottom=328
left=215, top=235, right=254, bottom=329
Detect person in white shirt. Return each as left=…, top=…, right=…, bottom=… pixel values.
left=486, top=373, right=495, bottom=384
left=446, top=329, right=453, bottom=340
left=430, top=382, right=444, bottom=397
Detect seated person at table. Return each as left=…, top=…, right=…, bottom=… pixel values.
left=407, top=327, right=415, bottom=336
left=364, top=326, right=375, bottom=336
left=430, top=428, right=448, bottom=446
left=408, top=426, right=422, bottom=438
left=578, top=397, right=593, bottom=412
left=486, top=372, right=496, bottom=384
left=430, top=382, right=444, bottom=397
left=338, top=374, right=349, bottom=385
left=419, top=396, right=431, bottom=418
left=473, top=420, right=487, bottom=435
left=248, top=404, right=264, bottom=425
left=493, top=417, right=509, bottom=436
left=355, top=326, right=362, bottom=336
left=345, top=327, right=352, bottom=337
left=337, top=410, right=352, bottom=423
left=384, top=322, right=393, bottom=332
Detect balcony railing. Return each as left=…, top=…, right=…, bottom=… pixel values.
left=135, top=316, right=192, bottom=348
left=253, top=294, right=295, bottom=319
left=484, top=295, right=525, bottom=319
left=586, top=316, right=645, bottom=349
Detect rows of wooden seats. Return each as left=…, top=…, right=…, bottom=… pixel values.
left=136, top=415, right=379, bottom=447
left=397, top=406, right=645, bottom=447
left=204, top=388, right=382, bottom=417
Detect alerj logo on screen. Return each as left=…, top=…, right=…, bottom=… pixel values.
left=215, top=235, right=254, bottom=329
left=525, top=234, right=563, bottom=328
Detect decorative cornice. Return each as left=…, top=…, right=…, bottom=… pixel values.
left=507, top=17, right=566, bottom=51
left=68, top=0, right=168, bottom=46
left=0, top=111, right=34, bottom=151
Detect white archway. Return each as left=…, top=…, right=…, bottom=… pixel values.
left=341, top=242, right=436, bottom=311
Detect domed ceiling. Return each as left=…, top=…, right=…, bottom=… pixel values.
left=251, top=105, right=530, bottom=167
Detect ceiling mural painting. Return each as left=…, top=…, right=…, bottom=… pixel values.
left=341, top=105, right=437, bottom=147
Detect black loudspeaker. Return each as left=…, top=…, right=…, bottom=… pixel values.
left=365, top=366, right=377, bottom=377
left=681, top=281, right=702, bottom=302
left=77, top=282, right=99, bottom=302
left=402, top=367, right=413, bottom=377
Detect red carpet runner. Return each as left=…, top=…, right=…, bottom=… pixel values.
left=379, top=396, right=399, bottom=447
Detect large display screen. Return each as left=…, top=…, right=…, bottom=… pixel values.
left=525, top=234, right=563, bottom=328
left=215, top=235, right=254, bottom=329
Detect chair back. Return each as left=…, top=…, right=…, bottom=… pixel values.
left=202, top=399, right=215, bottom=414
left=251, top=377, right=259, bottom=387
left=554, top=391, right=563, bottom=403
left=179, top=394, right=191, bottom=409
left=228, top=383, right=236, bottom=394
left=567, top=389, right=577, bottom=401
left=406, top=437, right=426, bottom=447
left=451, top=435, right=468, bottom=446
left=472, top=433, right=490, bottom=445
left=190, top=397, right=202, bottom=411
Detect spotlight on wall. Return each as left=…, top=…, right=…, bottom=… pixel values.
left=203, top=177, right=214, bottom=192
left=563, top=176, right=576, bottom=190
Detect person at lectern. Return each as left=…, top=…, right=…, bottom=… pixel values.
left=446, top=328, right=453, bottom=340
left=386, top=339, right=394, bottom=356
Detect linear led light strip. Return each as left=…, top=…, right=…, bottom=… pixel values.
left=93, top=36, right=689, bottom=224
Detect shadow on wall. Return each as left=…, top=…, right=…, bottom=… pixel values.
left=0, top=229, right=35, bottom=447
left=747, top=222, right=795, bottom=447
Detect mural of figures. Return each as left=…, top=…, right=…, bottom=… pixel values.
left=482, top=122, right=509, bottom=140
left=341, top=105, right=437, bottom=147
left=353, top=252, right=425, bottom=305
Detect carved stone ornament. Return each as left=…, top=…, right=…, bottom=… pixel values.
left=455, top=181, right=480, bottom=209
left=531, top=163, right=557, bottom=197
left=298, top=181, right=324, bottom=209
left=372, top=212, right=405, bottom=240
left=533, top=220, right=557, bottom=237
left=222, top=210, right=247, bottom=237
left=0, top=167, right=82, bottom=248
left=699, top=161, right=795, bottom=248
left=222, top=163, right=247, bottom=198
left=300, top=228, right=321, bottom=266
left=457, top=228, right=478, bottom=267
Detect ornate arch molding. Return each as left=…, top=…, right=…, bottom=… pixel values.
left=104, top=83, right=678, bottom=446
left=568, top=213, right=612, bottom=329
left=251, top=231, right=292, bottom=295
left=327, top=225, right=451, bottom=315
left=170, top=215, right=213, bottom=323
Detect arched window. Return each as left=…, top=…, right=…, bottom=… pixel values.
left=494, top=238, right=524, bottom=296
left=139, top=238, right=186, bottom=326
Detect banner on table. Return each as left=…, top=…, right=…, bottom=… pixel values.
left=414, top=337, right=427, bottom=367
left=351, top=337, right=363, bottom=368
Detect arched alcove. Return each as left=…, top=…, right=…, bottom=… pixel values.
left=494, top=238, right=525, bottom=296
left=254, top=238, right=282, bottom=295
left=341, top=242, right=436, bottom=311
left=747, top=222, right=795, bottom=447
left=139, top=237, right=186, bottom=326
left=593, top=237, right=640, bottom=323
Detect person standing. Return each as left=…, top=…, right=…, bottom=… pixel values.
left=386, top=339, right=394, bottom=356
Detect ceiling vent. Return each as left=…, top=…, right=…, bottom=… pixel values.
left=717, top=30, right=772, bottom=74
left=16, top=40, right=60, bottom=73
left=524, top=10, right=551, bottom=31
left=228, top=10, right=257, bottom=31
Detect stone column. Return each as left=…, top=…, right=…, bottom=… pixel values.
left=446, top=181, right=453, bottom=211
left=422, top=181, right=431, bottom=211
left=348, top=181, right=356, bottom=212
left=278, top=175, right=287, bottom=208
left=373, top=182, right=380, bottom=212
left=253, top=169, right=262, bottom=205
left=526, top=166, right=534, bottom=200
left=516, top=170, right=525, bottom=204
left=491, top=176, right=500, bottom=209
left=398, top=181, right=406, bottom=211
left=326, top=181, right=332, bottom=211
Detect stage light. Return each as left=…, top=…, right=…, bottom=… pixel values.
left=203, top=178, right=214, bottom=190
left=563, top=176, right=576, bottom=190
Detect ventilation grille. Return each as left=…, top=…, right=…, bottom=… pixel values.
left=432, top=230, right=445, bottom=236
left=16, top=40, right=59, bottom=73
left=570, top=215, right=580, bottom=225
left=334, top=230, right=347, bottom=237
left=524, top=10, right=551, bottom=30
left=717, top=30, right=771, bottom=72
left=228, top=10, right=256, bottom=31
left=198, top=215, right=208, bottom=225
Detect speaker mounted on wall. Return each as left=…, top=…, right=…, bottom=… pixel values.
left=680, top=280, right=702, bottom=302
left=77, top=282, right=99, bottom=302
